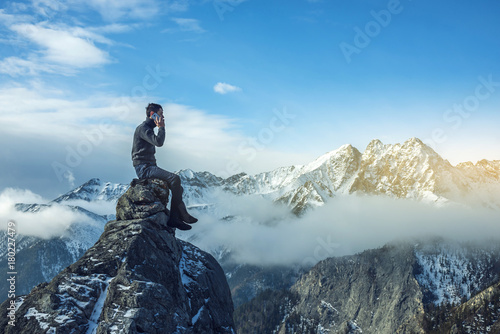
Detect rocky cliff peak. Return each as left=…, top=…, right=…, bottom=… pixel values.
left=285, top=242, right=425, bottom=333
left=83, top=178, right=102, bottom=186
left=1, top=178, right=235, bottom=334
left=365, top=138, right=384, bottom=153
left=338, top=143, right=360, bottom=155
left=403, top=136, right=425, bottom=147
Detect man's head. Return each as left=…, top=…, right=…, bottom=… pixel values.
left=146, top=103, right=163, bottom=117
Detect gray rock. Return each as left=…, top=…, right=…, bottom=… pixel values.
left=277, top=242, right=425, bottom=333
left=0, top=178, right=235, bottom=333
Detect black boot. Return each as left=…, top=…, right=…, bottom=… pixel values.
left=167, top=217, right=192, bottom=231
left=177, top=202, right=198, bottom=224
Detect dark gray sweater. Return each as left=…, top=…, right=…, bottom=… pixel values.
left=131, top=118, right=165, bottom=166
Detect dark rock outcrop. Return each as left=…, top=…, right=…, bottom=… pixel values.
left=0, top=178, right=235, bottom=333
left=283, top=242, right=425, bottom=334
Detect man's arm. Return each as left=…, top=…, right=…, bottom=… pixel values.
left=140, top=125, right=166, bottom=147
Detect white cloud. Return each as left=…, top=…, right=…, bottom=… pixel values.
left=0, top=56, right=75, bottom=76
left=0, top=83, right=137, bottom=188
left=165, top=0, right=190, bottom=13
left=11, top=23, right=112, bottom=68
left=0, top=83, right=125, bottom=139
left=0, top=188, right=47, bottom=204
left=60, top=199, right=118, bottom=216
left=213, top=82, right=242, bottom=94
left=31, top=0, right=68, bottom=16
left=159, top=103, right=306, bottom=176
left=188, top=194, right=500, bottom=266
left=24, top=0, right=164, bottom=21
left=160, top=103, right=242, bottom=167
left=164, top=17, right=205, bottom=33
left=83, top=0, right=160, bottom=21
left=4, top=0, right=162, bottom=22
left=0, top=188, right=89, bottom=238
left=89, top=23, right=138, bottom=34
left=0, top=7, right=122, bottom=76
left=65, top=170, right=76, bottom=188
left=0, top=9, right=31, bottom=25
left=65, top=25, right=115, bottom=45
left=0, top=81, right=304, bottom=196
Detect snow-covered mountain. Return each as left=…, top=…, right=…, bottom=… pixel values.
left=217, top=137, right=499, bottom=213
left=175, top=137, right=500, bottom=214
left=4, top=137, right=499, bottom=309
left=33, top=138, right=500, bottom=218
left=51, top=178, right=129, bottom=203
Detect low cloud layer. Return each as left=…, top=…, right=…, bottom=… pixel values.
left=186, top=194, right=500, bottom=267
left=2, top=185, right=499, bottom=267
left=60, top=199, right=117, bottom=217
left=0, top=188, right=89, bottom=238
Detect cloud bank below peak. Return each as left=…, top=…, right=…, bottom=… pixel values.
left=190, top=194, right=500, bottom=267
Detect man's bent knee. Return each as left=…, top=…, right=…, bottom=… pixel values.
left=171, top=174, right=181, bottom=186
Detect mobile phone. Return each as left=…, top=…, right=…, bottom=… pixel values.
left=152, top=113, right=161, bottom=122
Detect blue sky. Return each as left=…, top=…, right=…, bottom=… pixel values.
left=0, top=0, right=499, bottom=199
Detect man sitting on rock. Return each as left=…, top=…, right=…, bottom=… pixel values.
left=131, top=103, right=197, bottom=231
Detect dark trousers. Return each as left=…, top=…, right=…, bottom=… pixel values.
left=134, top=164, right=186, bottom=220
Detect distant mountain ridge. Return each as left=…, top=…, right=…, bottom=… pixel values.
left=51, top=178, right=130, bottom=203
left=176, top=137, right=500, bottom=213
left=43, top=137, right=500, bottom=215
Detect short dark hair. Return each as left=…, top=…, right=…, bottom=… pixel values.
left=146, top=103, right=163, bottom=116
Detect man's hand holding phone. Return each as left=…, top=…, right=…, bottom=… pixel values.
left=152, top=113, right=165, bottom=128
